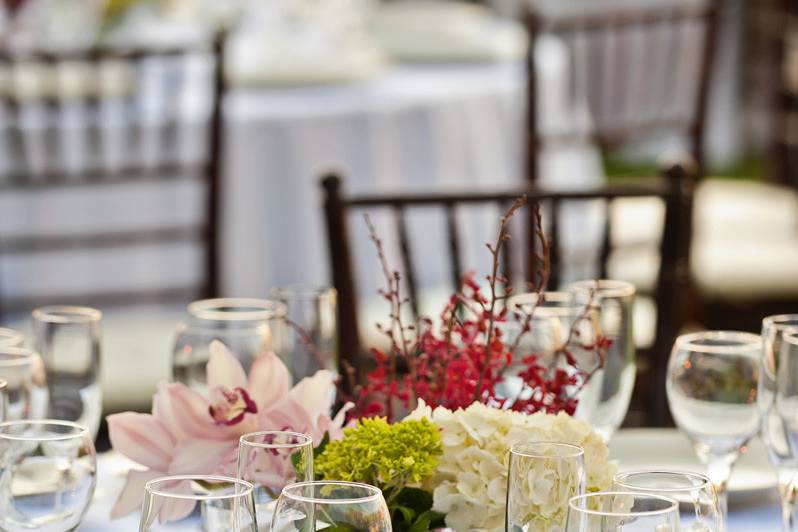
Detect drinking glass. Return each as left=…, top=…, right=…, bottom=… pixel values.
left=0, top=327, right=24, bottom=347
left=613, top=470, right=721, bottom=531
left=0, top=379, right=7, bottom=421
left=173, top=298, right=288, bottom=393
left=140, top=475, right=257, bottom=531
left=271, top=285, right=337, bottom=379
left=760, top=315, right=798, bottom=531
left=666, top=330, right=761, bottom=524
left=0, top=419, right=97, bottom=531
left=238, top=431, right=313, bottom=529
left=566, top=492, right=680, bottom=531
left=507, top=442, right=585, bottom=531
left=568, top=279, right=636, bottom=441
left=271, top=481, right=391, bottom=532
left=0, top=347, right=47, bottom=421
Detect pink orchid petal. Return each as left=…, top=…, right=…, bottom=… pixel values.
left=107, top=413, right=174, bottom=471
left=262, top=397, right=315, bottom=435
left=110, top=468, right=164, bottom=519
left=153, top=383, right=226, bottom=441
left=248, top=351, right=291, bottom=412
left=158, top=482, right=197, bottom=524
left=168, top=439, right=238, bottom=476
left=288, top=370, right=336, bottom=421
left=207, top=340, right=248, bottom=390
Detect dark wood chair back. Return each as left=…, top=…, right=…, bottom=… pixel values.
left=322, top=157, right=697, bottom=425
left=525, top=1, right=721, bottom=183
left=0, top=36, right=226, bottom=317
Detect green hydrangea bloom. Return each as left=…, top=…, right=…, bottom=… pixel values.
left=316, top=417, right=442, bottom=498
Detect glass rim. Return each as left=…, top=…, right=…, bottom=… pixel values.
left=281, top=481, right=383, bottom=505
left=507, top=291, right=581, bottom=317
left=510, top=441, right=584, bottom=459
left=568, top=491, right=679, bottom=517
left=145, top=475, right=254, bottom=501
left=613, top=469, right=713, bottom=493
left=0, top=347, right=39, bottom=368
left=270, top=285, right=336, bottom=299
left=187, top=297, right=287, bottom=322
left=0, top=419, right=90, bottom=441
left=0, top=327, right=24, bottom=344
left=32, top=305, right=102, bottom=324
left=675, top=330, right=761, bottom=354
left=240, top=430, right=313, bottom=449
left=568, top=279, right=636, bottom=298
left=763, top=314, right=798, bottom=332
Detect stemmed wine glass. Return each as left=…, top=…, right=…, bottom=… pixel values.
left=761, top=321, right=798, bottom=531
left=271, top=481, right=391, bottom=532
left=566, top=492, right=680, bottom=531
left=666, top=330, right=762, bottom=525
left=0, top=419, right=97, bottom=531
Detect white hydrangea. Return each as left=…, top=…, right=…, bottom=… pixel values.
left=405, top=401, right=617, bottom=532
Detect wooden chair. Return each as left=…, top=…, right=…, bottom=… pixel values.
left=0, top=36, right=226, bottom=318
left=525, top=0, right=721, bottom=183
left=322, top=156, right=697, bottom=426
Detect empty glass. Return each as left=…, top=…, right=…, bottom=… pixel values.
left=0, top=347, right=47, bottom=422
left=507, top=442, right=585, bottom=530
left=568, top=280, right=636, bottom=442
left=139, top=475, right=257, bottom=531
left=271, top=285, right=337, bottom=380
left=0, top=419, right=97, bottom=531
left=0, top=327, right=24, bottom=348
left=613, top=470, right=721, bottom=531
left=760, top=315, right=798, bottom=531
left=666, top=330, right=761, bottom=524
left=566, top=492, right=680, bottom=531
left=238, top=431, right=313, bottom=529
left=271, top=481, right=391, bottom=532
left=173, top=298, right=288, bottom=393
left=32, top=306, right=102, bottom=439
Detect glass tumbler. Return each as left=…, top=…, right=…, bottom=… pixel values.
left=0, top=419, right=97, bottom=531
left=0, top=347, right=47, bottom=422
left=32, top=306, right=102, bottom=439
left=566, top=492, right=680, bottom=531
left=271, top=285, right=337, bottom=380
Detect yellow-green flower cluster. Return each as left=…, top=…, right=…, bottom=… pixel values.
left=315, top=417, right=442, bottom=494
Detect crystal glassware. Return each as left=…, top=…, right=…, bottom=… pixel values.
left=566, top=492, right=680, bottom=531
left=238, top=431, right=314, bottom=529
left=506, top=442, right=585, bottom=530
left=0, top=327, right=24, bottom=348
left=0, top=419, right=96, bottom=531
left=762, top=323, right=798, bottom=531
left=271, top=285, right=337, bottom=380
left=666, top=330, right=761, bottom=524
left=139, top=475, right=257, bottom=531
left=173, top=298, right=288, bottom=393
left=271, top=481, right=391, bottom=532
left=568, top=279, right=636, bottom=442
left=0, top=347, right=47, bottom=422
left=32, top=306, right=102, bottom=439
left=613, top=470, right=721, bottom=531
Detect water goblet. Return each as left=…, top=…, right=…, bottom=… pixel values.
left=271, top=481, right=391, bottom=532
left=139, top=475, right=257, bottom=531
left=0, top=327, right=24, bottom=348
left=238, top=431, right=313, bottom=529
left=506, top=442, right=585, bottom=531
left=666, top=330, right=761, bottom=524
left=0, top=419, right=96, bottom=531
left=0, top=347, right=47, bottom=421
left=613, top=470, right=721, bottom=531
left=566, top=492, right=680, bottom=531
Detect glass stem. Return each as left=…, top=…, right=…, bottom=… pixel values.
left=706, top=456, right=733, bottom=528
left=778, top=469, right=798, bottom=532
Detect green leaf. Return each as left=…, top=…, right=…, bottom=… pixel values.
left=407, top=510, right=446, bottom=532
left=394, top=487, right=433, bottom=512
left=394, top=504, right=416, bottom=524
left=312, top=432, right=331, bottom=480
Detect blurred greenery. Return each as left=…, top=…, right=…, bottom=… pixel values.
left=603, top=154, right=765, bottom=182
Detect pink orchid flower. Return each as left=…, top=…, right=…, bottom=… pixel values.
left=107, top=340, right=348, bottom=521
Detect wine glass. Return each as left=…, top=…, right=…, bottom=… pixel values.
left=238, top=431, right=313, bottom=529
left=566, top=492, right=680, bottom=531
left=568, top=279, right=636, bottom=442
left=271, top=285, right=337, bottom=379
left=173, top=298, right=288, bottom=394
left=0, top=347, right=47, bottom=421
left=506, top=442, right=585, bottom=530
left=271, top=481, right=391, bottom=532
left=140, top=475, right=257, bottom=531
left=666, top=330, right=761, bottom=524
left=613, top=470, right=721, bottom=531
left=32, top=306, right=102, bottom=439
left=0, top=419, right=97, bottom=531
left=0, top=327, right=24, bottom=348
